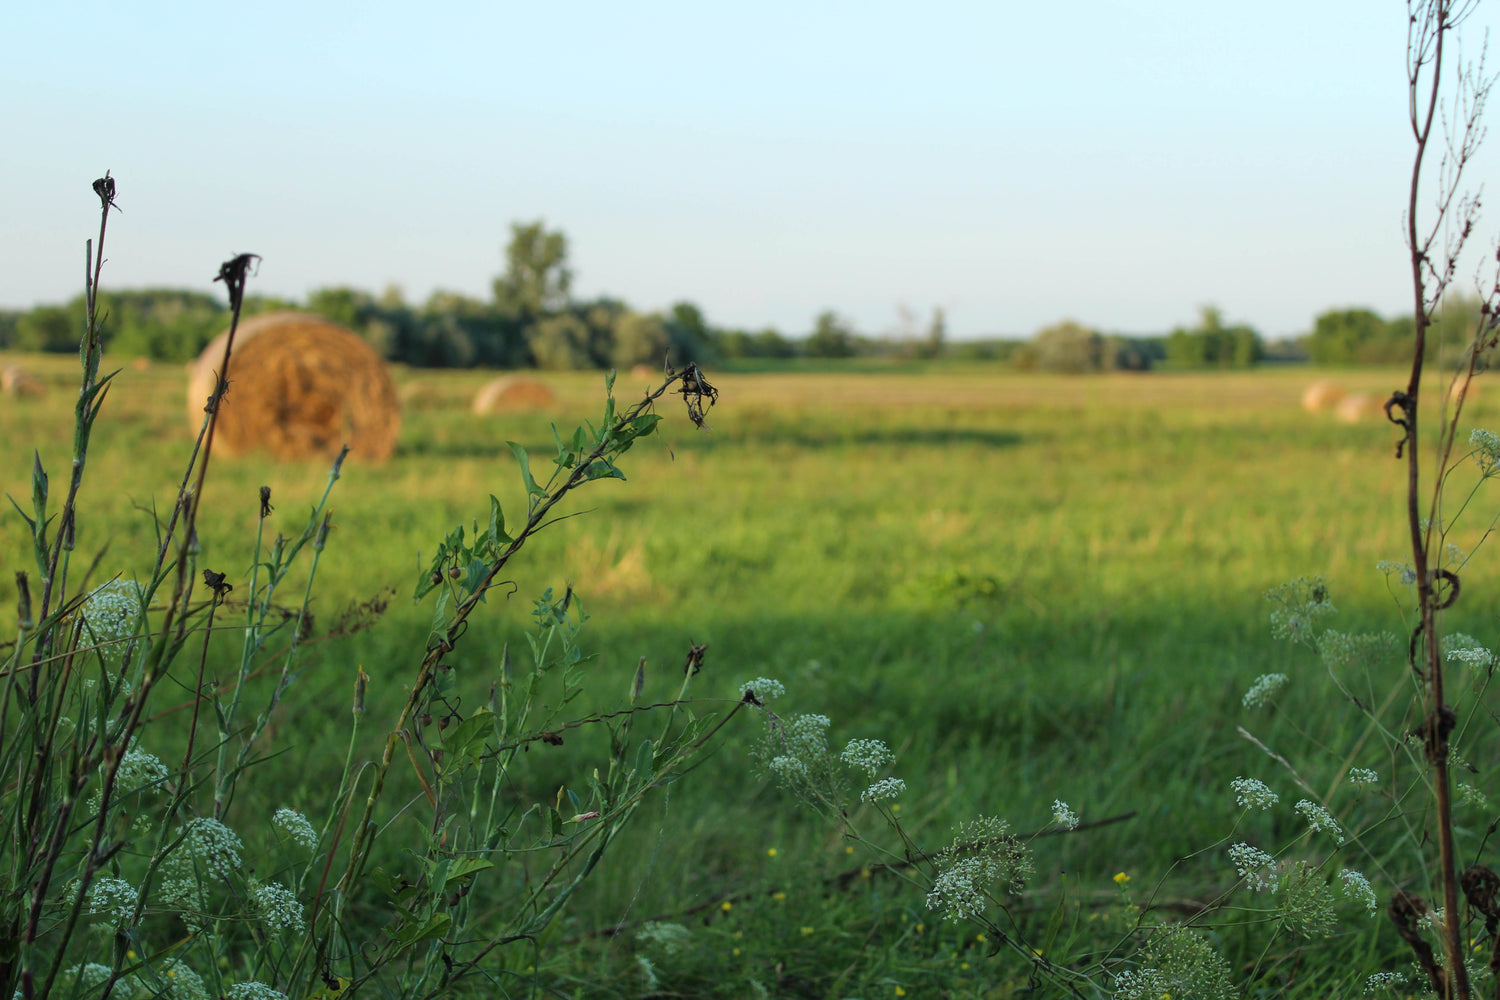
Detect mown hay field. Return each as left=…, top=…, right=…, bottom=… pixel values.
left=1, top=355, right=1490, bottom=995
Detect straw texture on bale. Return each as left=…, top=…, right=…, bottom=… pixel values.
left=472, top=377, right=556, bottom=414
left=186, top=312, right=400, bottom=461
left=1301, top=379, right=1345, bottom=413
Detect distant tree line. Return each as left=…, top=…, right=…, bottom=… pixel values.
left=0, top=221, right=955, bottom=370
left=2, top=221, right=1482, bottom=371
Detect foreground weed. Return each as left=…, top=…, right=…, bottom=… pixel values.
left=0, top=176, right=737, bottom=1000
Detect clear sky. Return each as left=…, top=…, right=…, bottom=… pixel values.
left=5, top=1, right=1498, bottom=340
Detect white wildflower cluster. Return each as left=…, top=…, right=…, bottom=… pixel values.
left=1445, top=542, right=1468, bottom=568
left=738, top=677, right=785, bottom=701
left=1458, top=782, right=1491, bottom=810
left=272, top=807, right=318, bottom=849
left=786, top=714, right=831, bottom=757
left=251, top=881, right=304, bottom=933
left=1113, top=925, right=1236, bottom=1000
left=119, top=744, right=169, bottom=792
left=1348, top=768, right=1380, bottom=786
left=924, top=816, right=1031, bottom=922
left=1339, top=869, right=1377, bottom=916
left=636, top=921, right=693, bottom=955
left=1472, top=427, right=1500, bottom=476
left=1228, top=843, right=1278, bottom=892
left=1294, top=799, right=1345, bottom=844
left=79, top=579, right=143, bottom=653
left=1265, top=577, right=1336, bottom=643
left=225, top=984, right=288, bottom=1000
left=1446, top=633, right=1494, bottom=669
left=1424, top=907, right=1447, bottom=932
left=840, top=738, right=893, bottom=776
left=86, top=877, right=138, bottom=927
left=1231, top=776, right=1279, bottom=810
left=173, top=817, right=243, bottom=878
left=1365, top=971, right=1406, bottom=994
left=768, top=755, right=807, bottom=779
left=755, top=712, right=842, bottom=804
left=89, top=742, right=169, bottom=812
left=1318, top=630, right=1394, bottom=672
left=1241, top=673, right=1289, bottom=708
left=927, top=856, right=996, bottom=921
left=1376, top=560, right=1418, bottom=585
left=147, top=960, right=208, bottom=1000
left=1051, top=800, right=1079, bottom=830
left=861, top=777, right=906, bottom=803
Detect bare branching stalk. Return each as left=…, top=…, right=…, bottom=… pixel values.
left=1395, top=3, right=1500, bottom=996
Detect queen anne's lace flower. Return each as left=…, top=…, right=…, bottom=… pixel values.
left=1242, top=673, right=1289, bottom=708
left=1348, top=768, right=1379, bottom=786
left=1340, top=869, right=1377, bottom=915
left=226, top=984, right=287, bottom=1000
left=738, top=677, right=785, bottom=701
left=170, top=817, right=243, bottom=879
left=840, top=739, right=894, bottom=776
left=86, top=878, right=138, bottom=927
left=1051, top=800, right=1079, bottom=830
left=1294, top=799, right=1345, bottom=844
left=1231, top=776, right=1278, bottom=810
left=861, top=777, right=905, bottom=802
left=1228, top=843, right=1277, bottom=892
left=273, top=807, right=318, bottom=849
left=252, top=881, right=305, bottom=932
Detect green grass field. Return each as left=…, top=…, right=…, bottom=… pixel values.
left=4, top=354, right=1493, bottom=997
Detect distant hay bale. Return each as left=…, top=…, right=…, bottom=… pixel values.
left=472, top=377, right=555, bottom=414
left=628, top=364, right=659, bottom=383
left=186, top=312, right=400, bottom=462
left=1, top=365, right=45, bottom=398
left=1335, top=392, right=1386, bottom=424
left=1450, top=375, right=1480, bottom=406
left=1302, top=379, right=1345, bottom=413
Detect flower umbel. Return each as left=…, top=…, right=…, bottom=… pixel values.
left=862, top=777, right=906, bottom=803
left=1051, top=800, right=1079, bottom=830
left=1294, top=799, right=1345, bottom=844
left=1228, top=843, right=1277, bottom=892
left=1231, top=776, right=1278, bottom=810
left=1242, top=673, right=1289, bottom=708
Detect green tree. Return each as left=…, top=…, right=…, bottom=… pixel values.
left=1031, top=319, right=1105, bottom=373
left=1305, top=307, right=1391, bottom=364
left=1165, top=306, right=1262, bottom=369
left=14, top=304, right=81, bottom=353
left=805, top=310, right=856, bottom=358
left=493, top=221, right=573, bottom=324
left=530, top=313, right=595, bottom=370
left=611, top=310, right=672, bottom=369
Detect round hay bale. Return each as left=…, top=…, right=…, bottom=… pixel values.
left=1335, top=392, right=1385, bottom=424
left=472, top=376, right=556, bottom=414
left=628, top=364, right=659, bottom=383
left=1449, top=375, right=1480, bottom=406
left=1302, top=379, right=1345, bottom=413
left=1, top=365, right=45, bottom=398
left=186, top=312, right=399, bottom=462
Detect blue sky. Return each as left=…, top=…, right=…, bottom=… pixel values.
left=5, top=1, right=1497, bottom=339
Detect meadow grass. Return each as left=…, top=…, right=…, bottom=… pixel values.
left=2, top=355, right=1485, bottom=996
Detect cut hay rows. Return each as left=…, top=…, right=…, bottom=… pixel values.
left=472, top=376, right=556, bottom=414
left=186, top=312, right=400, bottom=462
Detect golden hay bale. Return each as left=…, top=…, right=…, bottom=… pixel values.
left=186, top=312, right=399, bottom=462
left=628, top=364, right=660, bottom=383
left=1335, top=392, right=1386, bottom=424
left=472, top=376, right=556, bottom=414
left=1, top=365, right=45, bottom=398
left=1450, top=376, right=1480, bottom=406
left=1302, top=379, right=1345, bottom=413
